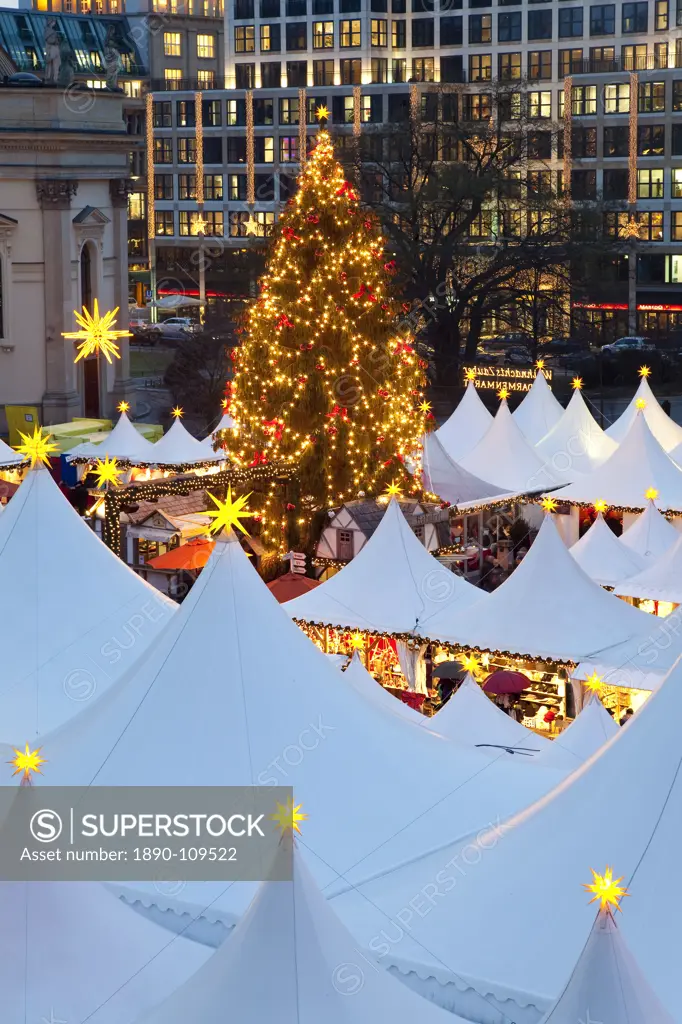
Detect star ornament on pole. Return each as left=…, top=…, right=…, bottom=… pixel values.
left=639, top=365, right=651, bottom=378
left=583, top=867, right=629, bottom=913
left=465, top=368, right=477, bottom=382
left=172, top=406, right=184, bottom=419
left=584, top=671, right=604, bottom=695
left=271, top=796, right=308, bottom=835
left=243, top=215, right=260, bottom=237
left=635, top=398, right=647, bottom=410
left=384, top=479, right=403, bottom=499
left=63, top=299, right=130, bottom=364
left=315, top=104, right=330, bottom=124
left=93, top=456, right=123, bottom=490
left=206, top=485, right=253, bottom=536
left=645, top=486, right=659, bottom=501
left=541, top=496, right=558, bottom=513
left=536, top=358, right=545, bottom=370
left=8, top=743, right=46, bottom=782
left=350, top=631, right=365, bottom=650
left=572, top=376, right=584, bottom=390
left=498, top=386, right=509, bottom=401
left=593, top=498, right=608, bottom=514
left=117, top=400, right=131, bottom=414
left=15, top=427, right=59, bottom=468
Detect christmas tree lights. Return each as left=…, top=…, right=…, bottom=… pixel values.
left=221, top=129, right=428, bottom=549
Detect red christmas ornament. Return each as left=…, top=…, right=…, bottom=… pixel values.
left=336, top=180, right=358, bottom=201
left=307, top=214, right=320, bottom=224
left=315, top=363, right=325, bottom=370
left=327, top=425, right=338, bottom=436
left=326, top=404, right=349, bottom=421
left=250, top=451, right=268, bottom=466
left=339, top=272, right=348, bottom=282
left=286, top=503, right=296, bottom=511
left=380, top=303, right=390, bottom=312
left=283, top=227, right=301, bottom=241
left=335, top=305, right=345, bottom=312
left=363, top=219, right=372, bottom=231
left=377, top=387, right=389, bottom=398
left=276, top=313, right=294, bottom=330
left=299, top=342, right=313, bottom=351
left=353, top=284, right=377, bottom=303
left=314, top=249, right=323, bottom=257
left=297, top=375, right=307, bottom=384
left=376, top=435, right=385, bottom=442
left=383, top=458, right=393, bottom=467
left=384, top=260, right=397, bottom=274
left=402, top=302, right=411, bottom=313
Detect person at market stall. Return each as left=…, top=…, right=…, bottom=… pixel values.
left=620, top=707, right=634, bottom=726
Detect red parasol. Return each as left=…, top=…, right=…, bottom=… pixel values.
left=267, top=572, right=320, bottom=603
left=146, top=537, right=215, bottom=571
left=482, top=670, right=532, bottom=694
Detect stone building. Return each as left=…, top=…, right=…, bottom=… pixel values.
left=0, top=86, right=141, bottom=428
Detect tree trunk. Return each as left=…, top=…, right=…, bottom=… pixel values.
left=430, top=318, right=462, bottom=390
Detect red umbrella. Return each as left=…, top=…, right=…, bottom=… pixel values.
left=146, top=538, right=215, bottom=571
left=267, top=572, right=320, bottom=603
left=482, top=670, right=532, bottom=694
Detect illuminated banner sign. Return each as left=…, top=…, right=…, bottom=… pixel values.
left=464, top=365, right=552, bottom=393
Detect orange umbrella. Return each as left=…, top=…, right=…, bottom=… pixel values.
left=267, top=572, right=320, bottom=603
left=146, top=537, right=215, bottom=571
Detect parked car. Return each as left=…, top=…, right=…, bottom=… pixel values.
left=129, top=319, right=162, bottom=346
left=159, top=317, right=200, bottom=340
left=601, top=336, right=655, bottom=354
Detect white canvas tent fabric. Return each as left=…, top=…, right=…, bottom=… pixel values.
left=534, top=695, right=619, bottom=771
left=0, top=436, right=27, bottom=469
left=434, top=675, right=549, bottom=754
left=207, top=410, right=236, bottom=437
left=343, top=651, right=422, bottom=723
left=570, top=512, right=647, bottom=587
left=0, top=467, right=176, bottom=741
left=133, top=841, right=470, bottom=1024
left=620, top=498, right=680, bottom=561
left=417, top=514, right=653, bottom=663
left=66, top=410, right=158, bottom=463
left=552, top=411, right=682, bottom=513
left=606, top=376, right=682, bottom=451
left=2, top=877, right=209, bottom=1024
left=431, top=380, right=492, bottom=462
left=535, top=389, right=618, bottom=483
left=615, top=531, right=682, bottom=604
left=538, top=907, right=674, bottom=1024
left=147, top=418, right=226, bottom=466
left=459, top=399, right=560, bottom=492
left=512, top=369, right=564, bottom=444
left=286, top=499, right=481, bottom=635
left=421, top=431, right=514, bottom=506
left=326, top=655, right=682, bottom=1020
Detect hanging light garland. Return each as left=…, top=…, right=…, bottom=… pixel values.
left=145, top=92, right=155, bottom=243
left=246, top=90, right=255, bottom=205
left=298, top=87, right=307, bottom=167
left=194, top=90, right=204, bottom=207
left=563, top=77, right=572, bottom=204
left=628, top=72, right=639, bottom=206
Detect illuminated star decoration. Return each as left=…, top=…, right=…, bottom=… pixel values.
left=315, top=104, right=330, bottom=122
left=8, top=743, right=46, bottom=781
left=117, top=400, right=130, bottom=414
left=271, top=796, right=308, bottom=835
left=583, top=867, right=629, bottom=913
left=572, top=376, right=584, bottom=390
left=645, top=486, right=659, bottom=501
left=15, top=427, right=59, bottom=469
left=418, top=400, right=432, bottom=414
left=193, top=215, right=207, bottom=236
left=221, top=397, right=229, bottom=410
left=536, top=358, right=545, bottom=371
left=541, top=496, right=558, bottom=513
left=62, top=299, right=130, bottom=364
left=384, top=479, right=403, bottom=498
left=459, top=652, right=479, bottom=674
left=350, top=631, right=365, bottom=650
left=584, top=671, right=604, bottom=695
left=594, top=498, right=608, bottom=514
left=243, top=215, right=260, bottom=237
left=206, top=485, right=253, bottom=536
left=639, top=365, right=651, bottom=378
left=93, top=456, right=123, bottom=490
left=465, top=368, right=477, bottom=382
left=635, top=398, right=647, bottom=410
left=172, top=406, right=184, bottom=418
left=498, top=386, right=509, bottom=401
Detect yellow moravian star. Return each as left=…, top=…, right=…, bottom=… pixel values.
left=93, top=456, right=123, bottom=490
left=8, top=743, right=46, bottom=780
left=15, top=427, right=59, bottom=468
left=583, top=867, right=629, bottom=913
left=206, top=485, right=253, bottom=536
left=62, top=299, right=130, bottom=364
left=271, top=796, right=308, bottom=834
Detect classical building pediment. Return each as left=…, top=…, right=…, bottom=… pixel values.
left=72, top=206, right=111, bottom=227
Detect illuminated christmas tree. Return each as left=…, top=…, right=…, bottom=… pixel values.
left=224, top=123, right=429, bottom=551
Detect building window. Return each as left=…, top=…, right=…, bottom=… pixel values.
left=234, top=0, right=254, bottom=15
left=261, top=62, right=281, bottom=86
left=313, top=20, right=334, bottom=46
left=638, top=124, right=665, bottom=155
left=153, top=102, right=172, bottom=129
left=673, top=81, right=682, bottom=111
left=154, top=174, right=173, bottom=199
left=280, top=135, right=300, bottom=161
left=622, top=43, right=648, bottom=69
left=164, top=69, right=183, bottom=89
left=672, top=211, right=682, bottom=239
left=286, top=23, right=307, bottom=49
left=164, top=31, right=181, bottom=56
left=603, top=168, right=629, bottom=198
left=671, top=168, right=682, bottom=197
left=197, top=70, right=215, bottom=88
left=153, top=138, right=173, bottom=163
left=280, top=97, right=300, bottom=123
left=498, top=11, right=521, bottom=40
left=253, top=97, right=274, bottom=123
left=254, top=137, right=275, bottom=161
left=654, top=41, right=668, bottom=67
left=204, top=174, right=223, bottom=199
left=340, top=19, right=361, bottom=45
left=155, top=211, right=175, bottom=236
left=638, top=168, right=664, bottom=198
left=313, top=59, right=334, bottom=84
left=235, top=24, right=255, bottom=51
left=463, top=93, right=491, bottom=119
left=527, top=130, right=552, bottom=158
left=176, top=101, right=195, bottom=127
left=573, top=84, right=597, bottom=114
left=261, top=0, right=280, bottom=13
left=571, top=169, right=597, bottom=199
left=203, top=100, right=222, bottom=126
left=412, top=56, right=434, bottom=80
left=178, top=173, right=197, bottom=199
left=655, top=0, right=668, bottom=27
left=235, top=63, right=255, bottom=87
left=340, top=58, right=362, bottom=83
left=604, top=82, right=630, bottom=112
left=178, top=137, right=197, bottom=163
left=287, top=60, right=308, bottom=85
left=227, top=98, right=246, bottom=124
left=498, top=51, right=521, bottom=79
left=197, top=34, right=215, bottom=58
left=260, top=24, right=281, bottom=51
left=622, top=1, right=648, bottom=31
left=529, top=90, right=551, bottom=118
left=392, top=57, right=407, bottom=81
left=468, top=210, right=493, bottom=238
left=440, top=16, right=462, bottom=45
left=371, top=56, right=388, bottom=81
left=468, top=13, right=491, bottom=42
left=590, top=4, right=615, bottom=33
left=559, top=6, right=583, bottom=36
left=603, top=125, right=629, bottom=155
left=499, top=91, right=522, bottom=119
left=286, top=0, right=306, bottom=13
left=636, top=211, right=664, bottom=240
left=469, top=54, right=491, bottom=80
left=639, top=81, right=665, bottom=112
left=230, top=211, right=276, bottom=237
left=559, top=48, right=583, bottom=75
left=228, top=173, right=246, bottom=200
left=529, top=50, right=552, bottom=78
left=528, top=9, right=552, bottom=39
left=371, top=18, right=388, bottom=44
left=179, top=211, right=223, bottom=236
left=392, top=19, right=406, bottom=45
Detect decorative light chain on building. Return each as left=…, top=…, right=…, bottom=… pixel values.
left=628, top=72, right=639, bottom=206
left=563, top=77, right=572, bottom=205
left=298, top=87, right=307, bottom=166
left=409, top=82, right=419, bottom=126
left=353, top=84, right=362, bottom=138
left=246, top=90, right=255, bottom=205
left=145, top=92, right=155, bottom=241
left=194, top=90, right=204, bottom=206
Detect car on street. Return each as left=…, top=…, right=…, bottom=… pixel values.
left=601, top=335, right=655, bottom=354
left=159, top=317, right=200, bottom=340
left=129, top=319, right=162, bottom=346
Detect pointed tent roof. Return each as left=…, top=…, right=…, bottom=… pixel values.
left=434, top=674, right=549, bottom=753
left=606, top=376, right=682, bottom=451
left=342, top=651, right=422, bottom=723
left=0, top=436, right=27, bottom=469
left=421, top=431, right=514, bottom=506
left=133, top=842, right=470, bottom=1024
left=552, top=411, right=682, bottom=513
left=615, top=531, right=682, bottom=604
left=538, top=906, right=674, bottom=1024
left=66, top=410, right=157, bottom=463
left=39, top=531, right=566, bottom=896
left=534, top=695, right=619, bottom=771
left=286, top=498, right=481, bottom=635
left=417, top=514, right=654, bottom=662
left=512, top=369, right=564, bottom=444
left=570, top=512, right=647, bottom=587
left=620, top=498, right=680, bottom=562
left=432, top=380, right=493, bottom=462
left=208, top=410, right=236, bottom=438
left=459, top=400, right=560, bottom=493
left=147, top=418, right=226, bottom=467
left=535, top=390, right=618, bottom=483
left=2, top=878, right=210, bottom=1024
left=330, top=655, right=682, bottom=1020
left=0, top=468, right=176, bottom=741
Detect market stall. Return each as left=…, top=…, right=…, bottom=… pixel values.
left=535, top=385, right=618, bottom=483
left=430, top=377, right=492, bottom=462
left=512, top=366, right=564, bottom=444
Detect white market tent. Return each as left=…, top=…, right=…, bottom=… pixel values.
left=286, top=498, right=481, bottom=636
left=342, top=651, right=422, bottom=723
left=534, top=695, right=619, bottom=771
left=327, top=654, right=682, bottom=1021
left=417, top=514, right=653, bottom=664
left=147, top=417, right=227, bottom=467
left=0, top=467, right=176, bottom=742
left=0, top=437, right=27, bottom=469
left=431, top=379, right=492, bottom=462
left=535, top=388, right=618, bottom=483
left=133, top=840, right=471, bottom=1024
left=620, top=498, right=680, bottom=561
left=458, top=398, right=560, bottom=493
left=538, top=905, right=674, bottom=1024
left=615, top=531, right=682, bottom=604
left=570, top=512, right=647, bottom=587
left=207, top=410, right=236, bottom=438
left=421, top=431, right=515, bottom=506
left=552, top=411, right=682, bottom=513
left=2, top=877, right=209, bottom=1024
left=433, top=674, right=549, bottom=754
left=512, top=369, right=564, bottom=445
left=606, top=375, right=682, bottom=452
left=66, top=410, right=158, bottom=463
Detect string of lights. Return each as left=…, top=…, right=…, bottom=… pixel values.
left=145, top=92, right=155, bottom=242
left=195, top=90, right=204, bottom=207
left=563, top=77, right=572, bottom=205
left=628, top=72, right=639, bottom=206
left=246, top=90, right=255, bottom=205
left=298, top=87, right=307, bottom=167
left=353, top=84, right=362, bottom=138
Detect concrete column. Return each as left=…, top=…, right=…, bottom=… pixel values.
left=38, top=179, right=81, bottom=424
left=108, top=178, right=137, bottom=416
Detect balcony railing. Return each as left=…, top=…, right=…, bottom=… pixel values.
left=573, top=55, right=682, bottom=74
